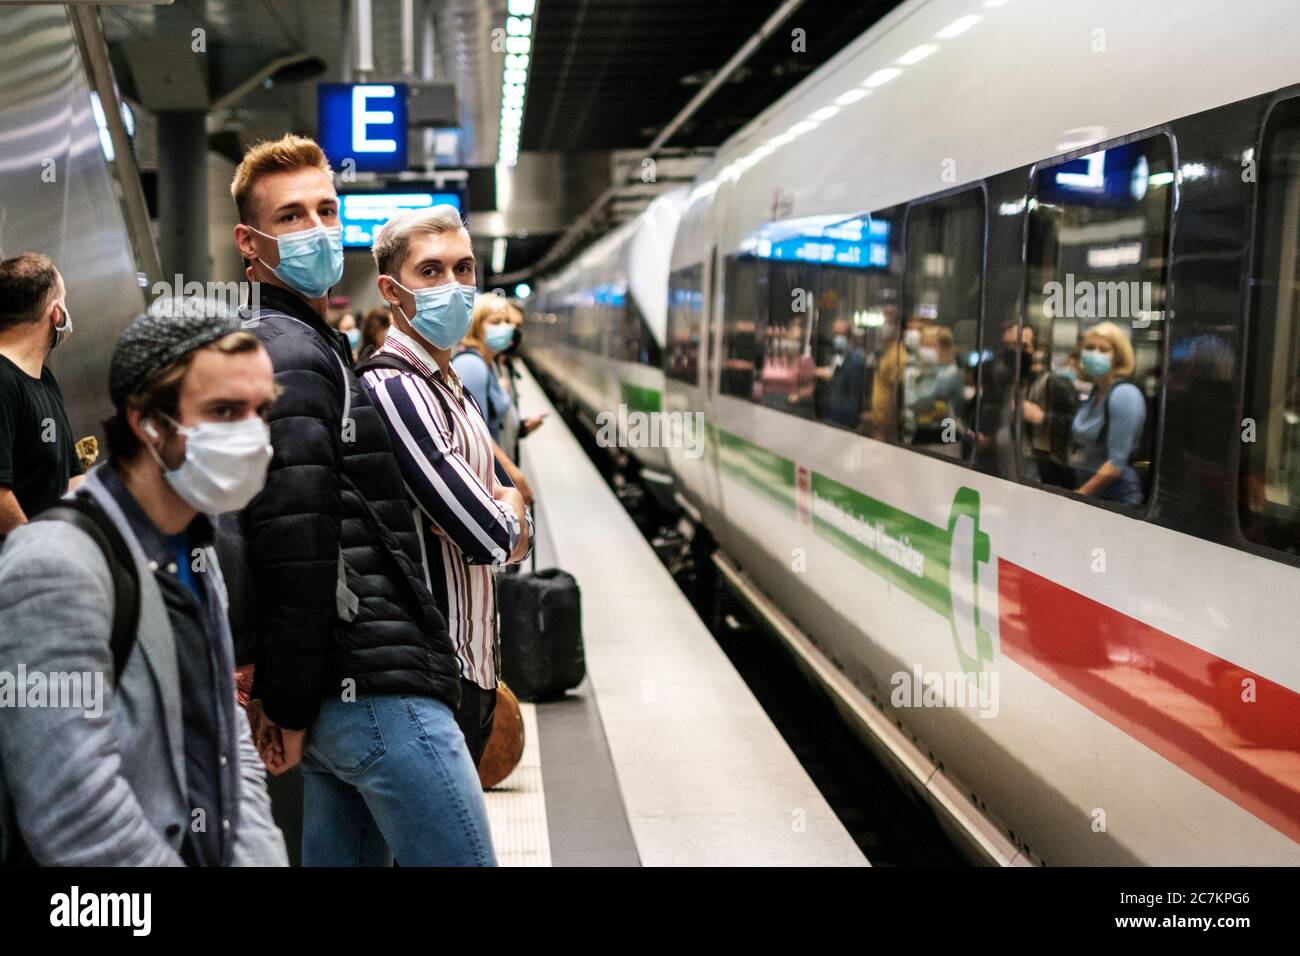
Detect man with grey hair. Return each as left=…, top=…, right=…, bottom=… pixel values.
left=358, top=205, right=531, bottom=765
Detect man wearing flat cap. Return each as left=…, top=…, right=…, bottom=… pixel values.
left=0, top=299, right=287, bottom=866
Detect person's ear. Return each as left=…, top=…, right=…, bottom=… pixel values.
left=126, top=407, right=159, bottom=451
left=234, top=223, right=261, bottom=262
left=377, top=275, right=402, bottom=307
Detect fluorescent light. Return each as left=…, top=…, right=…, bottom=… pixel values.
left=786, top=120, right=819, bottom=138
left=834, top=88, right=870, bottom=106
left=897, top=43, right=937, bottom=65
left=936, top=14, right=981, bottom=38
left=983, top=0, right=1011, bottom=7
left=864, top=67, right=901, bottom=88
left=1148, top=171, right=1175, bottom=187
left=809, top=105, right=840, bottom=122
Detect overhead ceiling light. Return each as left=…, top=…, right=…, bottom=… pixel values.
left=936, top=14, right=982, bottom=38
left=786, top=120, right=819, bottom=138
left=835, top=88, right=870, bottom=106
left=896, top=44, right=938, bottom=65
left=864, top=67, right=901, bottom=88
left=809, top=105, right=840, bottom=122
left=983, top=0, right=1012, bottom=7
left=497, top=2, right=535, bottom=166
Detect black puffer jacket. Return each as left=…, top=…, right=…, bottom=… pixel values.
left=242, top=284, right=460, bottom=730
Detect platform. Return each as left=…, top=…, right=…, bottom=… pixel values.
left=481, top=367, right=867, bottom=867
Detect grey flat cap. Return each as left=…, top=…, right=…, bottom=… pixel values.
left=109, top=297, right=243, bottom=407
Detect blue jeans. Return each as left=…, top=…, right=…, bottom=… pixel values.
left=300, top=693, right=496, bottom=866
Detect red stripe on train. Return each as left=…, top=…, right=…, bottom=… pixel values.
left=997, top=558, right=1300, bottom=845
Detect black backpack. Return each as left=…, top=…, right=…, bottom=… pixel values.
left=0, top=495, right=140, bottom=867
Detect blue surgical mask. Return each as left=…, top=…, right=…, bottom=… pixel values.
left=252, top=224, right=344, bottom=299
left=1058, top=366, right=1078, bottom=383
left=390, top=277, right=477, bottom=349
left=345, top=328, right=361, bottom=350
left=484, top=323, right=515, bottom=353
left=833, top=333, right=848, bottom=351
left=1081, top=350, right=1112, bottom=379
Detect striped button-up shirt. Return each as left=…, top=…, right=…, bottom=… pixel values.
left=360, top=326, right=529, bottom=689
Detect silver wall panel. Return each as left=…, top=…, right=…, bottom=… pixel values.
left=0, top=4, right=146, bottom=441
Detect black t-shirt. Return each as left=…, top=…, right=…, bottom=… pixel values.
left=0, top=354, right=82, bottom=519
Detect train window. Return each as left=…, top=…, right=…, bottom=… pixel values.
left=666, top=264, right=705, bottom=384
left=1242, top=99, right=1300, bottom=555
left=900, top=190, right=984, bottom=459
left=758, top=260, right=818, bottom=418
left=812, top=211, right=903, bottom=437
left=719, top=255, right=767, bottom=399
left=1021, top=135, right=1172, bottom=509
left=613, top=292, right=661, bottom=366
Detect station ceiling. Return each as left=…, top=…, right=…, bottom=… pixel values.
left=93, top=0, right=904, bottom=278
left=521, top=0, right=904, bottom=152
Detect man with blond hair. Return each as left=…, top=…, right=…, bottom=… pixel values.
left=229, top=135, right=494, bottom=866
left=358, top=206, right=531, bottom=764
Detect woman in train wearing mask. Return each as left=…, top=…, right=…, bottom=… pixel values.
left=1071, top=321, right=1147, bottom=507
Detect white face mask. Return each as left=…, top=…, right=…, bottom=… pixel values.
left=147, top=414, right=272, bottom=514
left=50, top=302, right=72, bottom=350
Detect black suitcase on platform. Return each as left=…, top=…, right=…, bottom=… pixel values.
left=497, top=564, right=585, bottom=701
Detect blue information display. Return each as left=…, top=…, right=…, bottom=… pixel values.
left=317, top=83, right=408, bottom=173
left=742, top=215, right=891, bottom=269
left=338, top=191, right=463, bottom=248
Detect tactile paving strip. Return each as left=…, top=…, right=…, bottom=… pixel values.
left=484, top=702, right=552, bottom=866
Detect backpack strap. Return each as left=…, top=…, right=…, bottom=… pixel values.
left=1099, top=378, right=1144, bottom=465
left=33, top=497, right=139, bottom=682
left=356, top=352, right=461, bottom=423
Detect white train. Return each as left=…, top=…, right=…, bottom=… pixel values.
left=527, top=0, right=1300, bottom=865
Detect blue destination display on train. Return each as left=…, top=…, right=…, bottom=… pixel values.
left=338, top=192, right=463, bottom=247
left=747, top=216, right=891, bottom=269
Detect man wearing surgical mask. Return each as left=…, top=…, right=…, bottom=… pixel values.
left=229, top=136, right=492, bottom=865
left=0, top=252, right=83, bottom=536
left=0, top=302, right=287, bottom=866
left=359, top=208, right=531, bottom=767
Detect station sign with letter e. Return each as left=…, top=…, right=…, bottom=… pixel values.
left=317, top=82, right=409, bottom=174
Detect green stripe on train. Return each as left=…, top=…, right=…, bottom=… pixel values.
left=809, top=471, right=951, bottom=619
left=711, top=427, right=993, bottom=673
left=619, top=382, right=661, bottom=414
left=714, top=427, right=795, bottom=515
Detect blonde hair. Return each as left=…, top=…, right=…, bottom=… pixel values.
left=1082, top=321, right=1136, bottom=377
left=372, top=204, right=466, bottom=277
left=230, top=134, right=332, bottom=225
left=464, top=291, right=512, bottom=354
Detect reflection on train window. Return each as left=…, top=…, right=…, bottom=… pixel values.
left=720, top=256, right=767, bottom=399
left=759, top=261, right=818, bottom=418
left=1021, top=135, right=1172, bottom=508
left=812, top=214, right=903, bottom=438
left=666, top=264, right=704, bottom=384
left=1242, top=99, right=1300, bottom=555
left=568, top=287, right=607, bottom=354
left=900, top=189, right=984, bottom=460
left=614, top=291, right=662, bottom=367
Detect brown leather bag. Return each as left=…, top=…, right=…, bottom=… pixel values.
left=478, top=682, right=525, bottom=789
